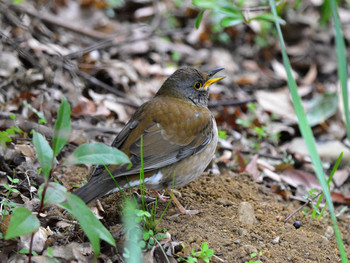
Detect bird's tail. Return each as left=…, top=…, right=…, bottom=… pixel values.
left=73, top=176, right=117, bottom=204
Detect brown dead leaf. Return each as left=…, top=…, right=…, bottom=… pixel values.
left=15, top=144, right=35, bottom=157
left=71, top=97, right=110, bottom=117
left=281, top=168, right=321, bottom=190
left=331, top=192, right=350, bottom=205
left=72, top=98, right=96, bottom=116
left=245, top=154, right=259, bottom=181
left=271, top=184, right=290, bottom=201
left=236, top=149, right=246, bottom=172
left=0, top=214, right=11, bottom=234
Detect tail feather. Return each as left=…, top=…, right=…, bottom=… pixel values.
left=73, top=177, right=116, bottom=204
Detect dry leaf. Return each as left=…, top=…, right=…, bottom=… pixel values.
left=245, top=154, right=259, bottom=181
left=15, top=144, right=35, bottom=157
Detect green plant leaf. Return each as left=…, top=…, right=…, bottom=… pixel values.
left=306, top=92, right=338, bottom=127
left=38, top=183, right=67, bottom=204
left=220, top=16, right=244, bottom=27
left=143, top=231, right=150, bottom=241
left=268, top=0, right=348, bottom=262
left=23, top=101, right=47, bottom=124
left=218, top=7, right=241, bottom=17
left=61, top=193, right=116, bottom=256
left=5, top=206, right=40, bottom=239
left=192, top=0, right=216, bottom=9
left=32, top=131, right=53, bottom=179
left=19, top=249, right=38, bottom=256
left=195, top=10, right=205, bottom=29
left=52, top=97, right=71, bottom=157
left=330, top=0, right=350, bottom=141
left=0, top=131, right=12, bottom=148
left=65, top=143, right=130, bottom=165
left=248, top=13, right=285, bottom=24
left=43, top=182, right=115, bottom=258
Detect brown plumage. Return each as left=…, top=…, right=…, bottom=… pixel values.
left=74, top=66, right=224, bottom=214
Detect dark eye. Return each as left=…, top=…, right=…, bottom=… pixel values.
left=194, top=82, right=202, bottom=89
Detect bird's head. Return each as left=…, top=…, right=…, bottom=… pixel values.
left=156, top=67, right=224, bottom=106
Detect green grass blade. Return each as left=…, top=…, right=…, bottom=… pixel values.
left=268, top=1, right=348, bottom=262
left=330, top=0, right=350, bottom=140
left=316, top=152, right=343, bottom=220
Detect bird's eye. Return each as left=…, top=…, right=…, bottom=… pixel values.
left=194, top=82, right=202, bottom=90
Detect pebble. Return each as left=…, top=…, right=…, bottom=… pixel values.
left=216, top=198, right=234, bottom=206
left=272, top=236, right=280, bottom=244
left=238, top=202, right=257, bottom=225
left=325, top=226, right=334, bottom=239
left=238, top=228, right=249, bottom=237
left=238, top=244, right=258, bottom=258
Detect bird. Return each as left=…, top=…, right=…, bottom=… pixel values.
left=74, top=66, right=224, bottom=214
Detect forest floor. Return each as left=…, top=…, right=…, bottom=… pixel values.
left=1, top=0, right=350, bottom=262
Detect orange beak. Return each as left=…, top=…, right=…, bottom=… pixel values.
left=203, top=68, right=225, bottom=90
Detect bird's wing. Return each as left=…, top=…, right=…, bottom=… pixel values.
left=93, top=96, right=215, bottom=178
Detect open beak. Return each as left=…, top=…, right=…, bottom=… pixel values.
left=203, top=68, right=225, bottom=90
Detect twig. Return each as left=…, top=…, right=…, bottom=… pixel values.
left=75, top=70, right=128, bottom=98
left=44, top=215, right=78, bottom=225
left=213, top=254, right=226, bottom=262
left=9, top=3, right=111, bottom=40
left=283, top=191, right=323, bottom=223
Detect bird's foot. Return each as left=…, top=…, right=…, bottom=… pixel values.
left=178, top=207, right=202, bottom=215
left=153, top=190, right=170, bottom=203
left=133, top=191, right=156, bottom=204
left=164, top=189, right=202, bottom=216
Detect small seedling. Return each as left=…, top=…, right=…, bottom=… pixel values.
left=0, top=176, right=20, bottom=216
left=0, top=114, right=24, bottom=149
left=46, top=247, right=59, bottom=263
left=302, top=188, right=321, bottom=217
left=218, top=130, right=227, bottom=139
left=178, top=242, right=214, bottom=263
left=4, top=97, right=130, bottom=261
left=18, top=248, right=38, bottom=256
left=23, top=101, right=47, bottom=124
left=245, top=251, right=263, bottom=263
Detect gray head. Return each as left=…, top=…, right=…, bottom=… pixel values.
left=156, top=67, right=224, bottom=106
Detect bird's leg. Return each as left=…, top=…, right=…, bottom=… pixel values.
left=165, top=188, right=201, bottom=215
left=153, top=190, right=170, bottom=203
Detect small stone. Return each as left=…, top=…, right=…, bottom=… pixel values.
left=272, top=236, right=280, bottom=244
left=238, top=202, right=257, bottom=225
left=325, top=226, right=334, bottom=239
left=196, top=237, right=203, bottom=244
left=238, top=228, right=249, bottom=237
left=321, top=236, right=330, bottom=244
left=238, top=244, right=258, bottom=259
left=216, top=198, right=234, bottom=206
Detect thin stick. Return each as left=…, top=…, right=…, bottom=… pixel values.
left=283, top=191, right=322, bottom=223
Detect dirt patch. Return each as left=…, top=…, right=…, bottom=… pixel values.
left=68, top=167, right=350, bottom=262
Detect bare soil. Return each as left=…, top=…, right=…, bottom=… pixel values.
left=60, top=165, right=350, bottom=262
